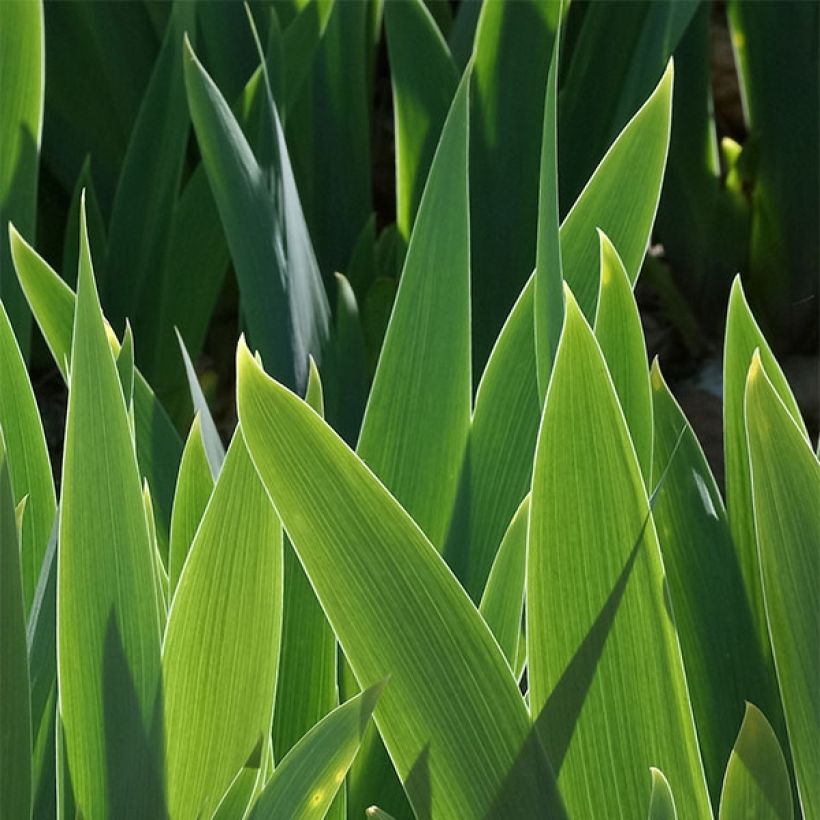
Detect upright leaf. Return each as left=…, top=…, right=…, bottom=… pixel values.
left=385, top=0, right=458, bottom=244
left=650, top=360, right=769, bottom=802
left=528, top=287, right=711, bottom=819
left=0, top=0, right=43, bottom=350
left=358, top=69, right=471, bottom=549
left=470, top=0, right=559, bottom=367
left=168, top=415, right=214, bottom=595
left=9, top=226, right=182, bottom=551
left=718, top=703, right=792, bottom=820
left=250, top=684, right=382, bottom=820
left=648, top=768, right=677, bottom=820
left=237, top=342, right=560, bottom=820
left=184, top=34, right=330, bottom=393
left=163, top=431, right=282, bottom=820
left=58, top=205, right=162, bottom=818
left=0, top=434, right=32, bottom=820
left=594, top=231, right=652, bottom=481
left=746, top=354, right=819, bottom=819
left=0, top=301, right=55, bottom=610
left=561, top=61, right=673, bottom=319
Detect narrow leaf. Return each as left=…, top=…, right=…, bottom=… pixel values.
left=649, top=768, right=678, bottom=820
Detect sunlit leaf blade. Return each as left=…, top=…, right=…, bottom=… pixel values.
left=650, top=360, right=768, bottom=802
left=184, top=34, right=330, bottom=393
left=104, top=3, right=195, bottom=348
left=274, top=362, right=339, bottom=810
left=718, top=703, right=792, bottom=820
left=237, top=341, right=559, bottom=820
left=479, top=495, right=529, bottom=668
left=594, top=231, right=652, bottom=481
left=366, top=808, right=398, bottom=820
left=141, top=483, right=167, bottom=633
left=358, top=69, right=471, bottom=549
left=444, top=281, right=539, bottom=600
left=27, top=515, right=57, bottom=820
left=62, top=156, right=106, bottom=289
left=745, top=354, right=819, bottom=818
left=250, top=684, right=382, bottom=820
left=0, top=435, right=32, bottom=820
left=163, top=431, right=282, bottom=820
left=0, top=300, right=55, bottom=610
left=176, top=329, right=224, bottom=478
left=58, top=205, right=162, bottom=818
left=212, top=767, right=259, bottom=820
left=534, top=31, right=563, bottom=402
left=561, top=61, right=673, bottom=319
left=385, top=0, right=457, bottom=244
left=116, top=321, right=135, bottom=410
left=470, top=0, right=559, bottom=368
left=648, top=768, right=677, bottom=820
left=9, top=226, right=182, bottom=551
left=0, top=0, right=43, bottom=350
left=528, top=287, right=711, bottom=819
left=723, top=276, right=806, bottom=726
left=168, top=415, right=214, bottom=595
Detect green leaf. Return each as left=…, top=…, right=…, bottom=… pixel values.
left=162, top=431, right=282, bottom=820
left=527, top=287, right=711, bottom=819
left=61, top=157, right=107, bottom=289
left=648, top=768, right=678, bottom=820
left=250, top=684, right=383, bottom=820
left=168, top=415, right=214, bottom=595
left=274, top=362, right=339, bottom=795
left=0, top=0, right=43, bottom=351
left=479, top=495, right=529, bottom=669
left=9, top=225, right=182, bottom=555
left=385, top=0, right=458, bottom=243
left=116, top=321, right=135, bottom=410
left=745, top=353, right=819, bottom=818
left=176, top=329, right=224, bottom=477
left=561, top=61, right=673, bottom=320
left=470, top=0, right=559, bottom=367
left=104, top=3, right=195, bottom=344
left=718, top=703, right=792, bottom=820
left=650, top=360, right=769, bottom=802
left=184, top=33, right=330, bottom=392
left=0, top=300, right=55, bottom=611
left=559, top=2, right=696, bottom=209
left=593, top=231, right=652, bottom=481
left=237, top=341, right=560, bottom=820
left=357, top=68, right=471, bottom=549
left=58, top=205, right=163, bottom=818
left=444, top=281, right=540, bottom=599
left=723, top=276, right=806, bottom=728
left=0, top=433, right=32, bottom=820
left=534, top=29, right=563, bottom=402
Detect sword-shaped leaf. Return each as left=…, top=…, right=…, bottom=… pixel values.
left=528, top=287, right=711, bottom=819
left=649, top=768, right=678, bottom=820
left=162, top=431, right=282, bottom=820
left=237, top=341, right=559, bottom=820
left=745, top=354, right=819, bottom=819
left=58, top=205, right=162, bottom=818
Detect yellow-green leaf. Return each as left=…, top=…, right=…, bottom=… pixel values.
left=649, top=768, right=678, bottom=820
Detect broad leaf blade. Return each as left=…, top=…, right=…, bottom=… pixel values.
left=58, top=205, right=162, bottom=818
left=745, top=354, right=819, bottom=818
left=527, top=287, right=711, bottom=819
left=0, top=300, right=55, bottom=610
left=163, top=431, right=282, bottom=820
left=250, top=684, right=382, bottom=820
left=237, top=342, right=559, bottom=820
left=718, top=703, right=792, bottom=820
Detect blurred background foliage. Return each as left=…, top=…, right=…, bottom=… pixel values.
left=3, top=0, right=817, bottom=463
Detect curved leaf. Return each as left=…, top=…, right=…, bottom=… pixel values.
left=648, top=768, right=677, bottom=820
